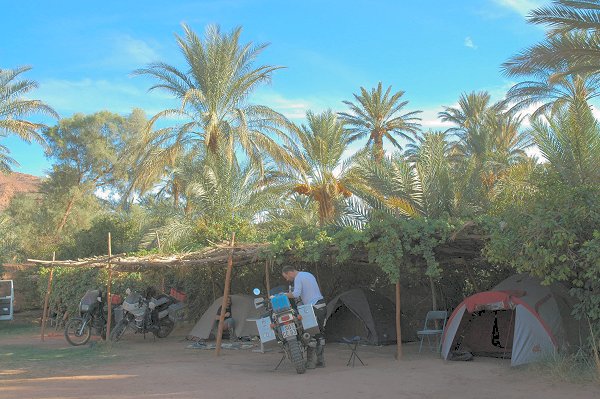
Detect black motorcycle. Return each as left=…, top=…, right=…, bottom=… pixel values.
left=64, top=289, right=115, bottom=346
left=109, top=288, right=182, bottom=341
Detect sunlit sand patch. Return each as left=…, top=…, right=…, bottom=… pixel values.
left=0, top=374, right=136, bottom=383
left=0, top=370, right=26, bottom=376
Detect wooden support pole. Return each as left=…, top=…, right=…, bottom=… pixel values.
left=40, top=252, right=56, bottom=341
left=215, top=232, right=235, bottom=357
left=106, top=232, right=113, bottom=340
left=265, top=259, right=271, bottom=295
left=395, top=280, right=403, bottom=360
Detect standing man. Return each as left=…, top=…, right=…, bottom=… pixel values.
left=281, top=265, right=327, bottom=369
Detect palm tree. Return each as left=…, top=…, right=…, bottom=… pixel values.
left=286, top=110, right=356, bottom=226
left=134, top=24, right=295, bottom=172
left=439, top=92, right=532, bottom=208
left=149, top=149, right=287, bottom=249
left=338, top=82, right=422, bottom=163
left=0, top=66, right=57, bottom=172
left=502, top=1, right=600, bottom=77
left=505, top=69, right=600, bottom=118
left=529, top=100, right=600, bottom=185
left=351, top=132, right=455, bottom=219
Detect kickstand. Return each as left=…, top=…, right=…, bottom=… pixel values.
left=273, top=352, right=287, bottom=371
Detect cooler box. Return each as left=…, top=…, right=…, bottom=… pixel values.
left=297, top=304, right=320, bottom=334
left=271, top=294, right=291, bottom=312
left=255, top=316, right=277, bottom=347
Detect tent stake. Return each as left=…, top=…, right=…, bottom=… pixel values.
left=106, top=232, right=113, bottom=340
left=215, top=232, right=235, bottom=357
left=395, top=280, right=403, bottom=359
left=40, top=252, right=56, bottom=341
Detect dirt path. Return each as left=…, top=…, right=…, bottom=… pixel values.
left=1, top=326, right=598, bottom=399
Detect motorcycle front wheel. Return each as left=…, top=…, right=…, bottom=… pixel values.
left=286, top=339, right=306, bottom=374
left=109, top=318, right=129, bottom=342
left=153, top=318, right=175, bottom=338
left=64, top=317, right=92, bottom=346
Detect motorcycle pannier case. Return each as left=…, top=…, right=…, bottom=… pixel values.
left=255, top=316, right=277, bottom=347
left=297, top=304, right=320, bottom=334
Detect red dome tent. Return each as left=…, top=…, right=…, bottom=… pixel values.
left=441, top=274, right=583, bottom=366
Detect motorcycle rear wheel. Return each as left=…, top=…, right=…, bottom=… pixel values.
left=109, top=319, right=128, bottom=342
left=64, top=317, right=91, bottom=346
left=287, top=339, right=306, bottom=374
left=153, top=318, right=175, bottom=338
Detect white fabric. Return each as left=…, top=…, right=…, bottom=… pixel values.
left=441, top=305, right=466, bottom=360
left=511, top=304, right=556, bottom=366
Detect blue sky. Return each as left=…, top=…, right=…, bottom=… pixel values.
left=2, top=0, right=546, bottom=176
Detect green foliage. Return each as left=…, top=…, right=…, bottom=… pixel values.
left=37, top=266, right=158, bottom=316
left=485, top=175, right=600, bottom=331
left=265, top=226, right=335, bottom=264
left=58, top=209, right=152, bottom=259
left=264, top=213, right=453, bottom=285
left=364, top=212, right=453, bottom=282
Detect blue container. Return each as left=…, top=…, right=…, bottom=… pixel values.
left=271, top=293, right=291, bottom=312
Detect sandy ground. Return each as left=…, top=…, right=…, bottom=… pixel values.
left=1, top=325, right=599, bottom=399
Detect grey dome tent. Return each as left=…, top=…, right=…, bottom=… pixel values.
left=441, top=274, right=584, bottom=366
left=324, top=288, right=396, bottom=345
left=188, top=295, right=262, bottom=340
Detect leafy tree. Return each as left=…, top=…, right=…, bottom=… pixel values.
left=339, top=82, right=421, bottom=162
left=134, top=24, right=295, bottom=173
left=44, top=111, right=145, bottom=233
left=485, top=175, right=600, bottom=331
left=0, top=66, right=57, bottom=172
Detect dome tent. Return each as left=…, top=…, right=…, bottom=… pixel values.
left=441, top=274, right=584, bottom=366
left=188, top=294, right=262, bottom=340
left=324, top=288, right=396, bottom=345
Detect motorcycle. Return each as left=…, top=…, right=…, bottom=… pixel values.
left=64, top=289, right=117, bottom=346
left=252, top=288, right=321, bottom=374
left=109, top=288, right=182, bottom=341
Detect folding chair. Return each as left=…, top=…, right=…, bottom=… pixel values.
left=416, top=310, right=448, bottom=353
left=341, top=336, right=365, bottom=367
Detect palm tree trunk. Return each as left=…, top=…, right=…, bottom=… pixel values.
left=374, top=134, right=384, bottom=163
left=173, top=181, right=180, bottom=208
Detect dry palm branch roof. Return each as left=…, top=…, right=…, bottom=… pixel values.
left=28, top=243, right=269, bottom=271
left=27, top=223, right=484, bottom=271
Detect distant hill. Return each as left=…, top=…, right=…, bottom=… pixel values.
left=0, top=172, right=41, bottom=210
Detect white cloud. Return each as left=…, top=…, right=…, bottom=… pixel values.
left=420, top=107, right=454, bottom=130
left=37, top=78, right=176, bottom=117
left=464, top=36, right=477, bottom=49
left=104, top=35, right=161, bottom=69
left=253, top=91, right=313, bottom=119
left=493, top=0, right=545, bottom=16
left=253, top=89, right=343, bottom=120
